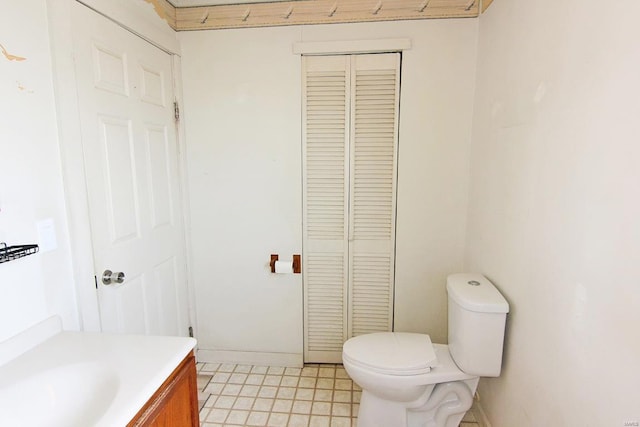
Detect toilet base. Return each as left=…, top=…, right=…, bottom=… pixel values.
left=358, top=391, right=408, bottom=427
left=358, top=384, right=436, bottom=427
left=356, top=378, right=479, bottom=427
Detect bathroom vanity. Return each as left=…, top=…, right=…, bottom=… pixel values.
left=0, top=317, right=198, bottom=427
left=128, top=351, right=198, bottom=426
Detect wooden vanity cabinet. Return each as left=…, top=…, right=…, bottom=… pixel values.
left=128, top=351, right=199, bottom=427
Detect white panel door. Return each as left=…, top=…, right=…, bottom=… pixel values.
left=71, top=2, right=188, bottom=336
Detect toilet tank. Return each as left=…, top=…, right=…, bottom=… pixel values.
left=447, top=273, right=509, bottom=377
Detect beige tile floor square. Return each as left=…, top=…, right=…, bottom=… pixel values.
left=197, top=362, right=481, bottom=427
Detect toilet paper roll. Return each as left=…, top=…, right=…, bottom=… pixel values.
left=274, top=260, right=294, bottom=274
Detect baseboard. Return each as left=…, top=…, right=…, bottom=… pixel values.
left=197, top=348, right=303, bottom=368
left=473, top=400, right=493, bottom=427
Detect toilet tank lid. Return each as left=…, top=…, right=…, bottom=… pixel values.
left=342, top=332, right=437, bottom=375
left=447, top=273, right=509, bottom=313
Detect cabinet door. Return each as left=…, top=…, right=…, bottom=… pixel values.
left=128, top=352, right=199, bottom=427
left=303, top=53, right=400, bottom=363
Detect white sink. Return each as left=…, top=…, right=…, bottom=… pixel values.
left=0, top=316, right=196, bottom=427
left=0, top=361, right=119, bottom=427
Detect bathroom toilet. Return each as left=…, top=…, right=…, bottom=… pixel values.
left=342, top=273, right=509, bottom=427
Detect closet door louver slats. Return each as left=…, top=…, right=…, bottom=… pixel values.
left=306, top=254, right=345, bottom=352
left=303, top=56, right=350, bottom=362
left=349, top=54, right=399, bottom=338
left=351, top=254, right=393, bottom=335
left=303, top=53, right=399, bottom=363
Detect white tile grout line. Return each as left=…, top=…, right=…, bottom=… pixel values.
left=197, top=363, right=360, bottom=427
left=196, top=362, right=480, bottom=427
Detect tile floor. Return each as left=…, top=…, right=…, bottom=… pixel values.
left=196, top=362, right=481, bottom=427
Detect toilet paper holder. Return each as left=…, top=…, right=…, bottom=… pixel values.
left=270, top=254, right=301, bottom=274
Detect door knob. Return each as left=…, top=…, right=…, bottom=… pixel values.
left=102, top=269, right=125, bottom=285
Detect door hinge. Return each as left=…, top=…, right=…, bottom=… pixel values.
left=188, top=326, right=193, bottom=337
left=174, top=101, right=180, bottom=122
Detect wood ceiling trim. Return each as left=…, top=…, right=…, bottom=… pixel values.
left=481, top=0, right=493, bottom=13
left=173, top=0, right=480, bottom=31
left=145, top=0, right=178, bottom=29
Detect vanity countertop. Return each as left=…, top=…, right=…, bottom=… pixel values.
left=0, top=316, right=196, bottom=427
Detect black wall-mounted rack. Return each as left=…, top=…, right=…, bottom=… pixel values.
left=0, top=243, right=39, bottom=264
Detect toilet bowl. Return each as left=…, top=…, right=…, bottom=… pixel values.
left=342, top=273, right=509, bottom=427
left=343, top=338, right=478, bottom=427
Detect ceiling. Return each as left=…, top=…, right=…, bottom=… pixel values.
left=155, top=0, right=493, bottom=31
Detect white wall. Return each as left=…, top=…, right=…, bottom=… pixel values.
left=0, top=0, right=78, bottom=341
left=467, top=0, right=640, bottom=425
left=181, top=26, right=305, bottom=363
left=179, top=18, right=478, bottom=361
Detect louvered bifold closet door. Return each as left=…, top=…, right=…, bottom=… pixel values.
left=348, top=53, right=400, bottom=337
left=302, top=56, right=350, bottom=363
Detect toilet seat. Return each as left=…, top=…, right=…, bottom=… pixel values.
left=342, top=332, right=437, bottom=376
